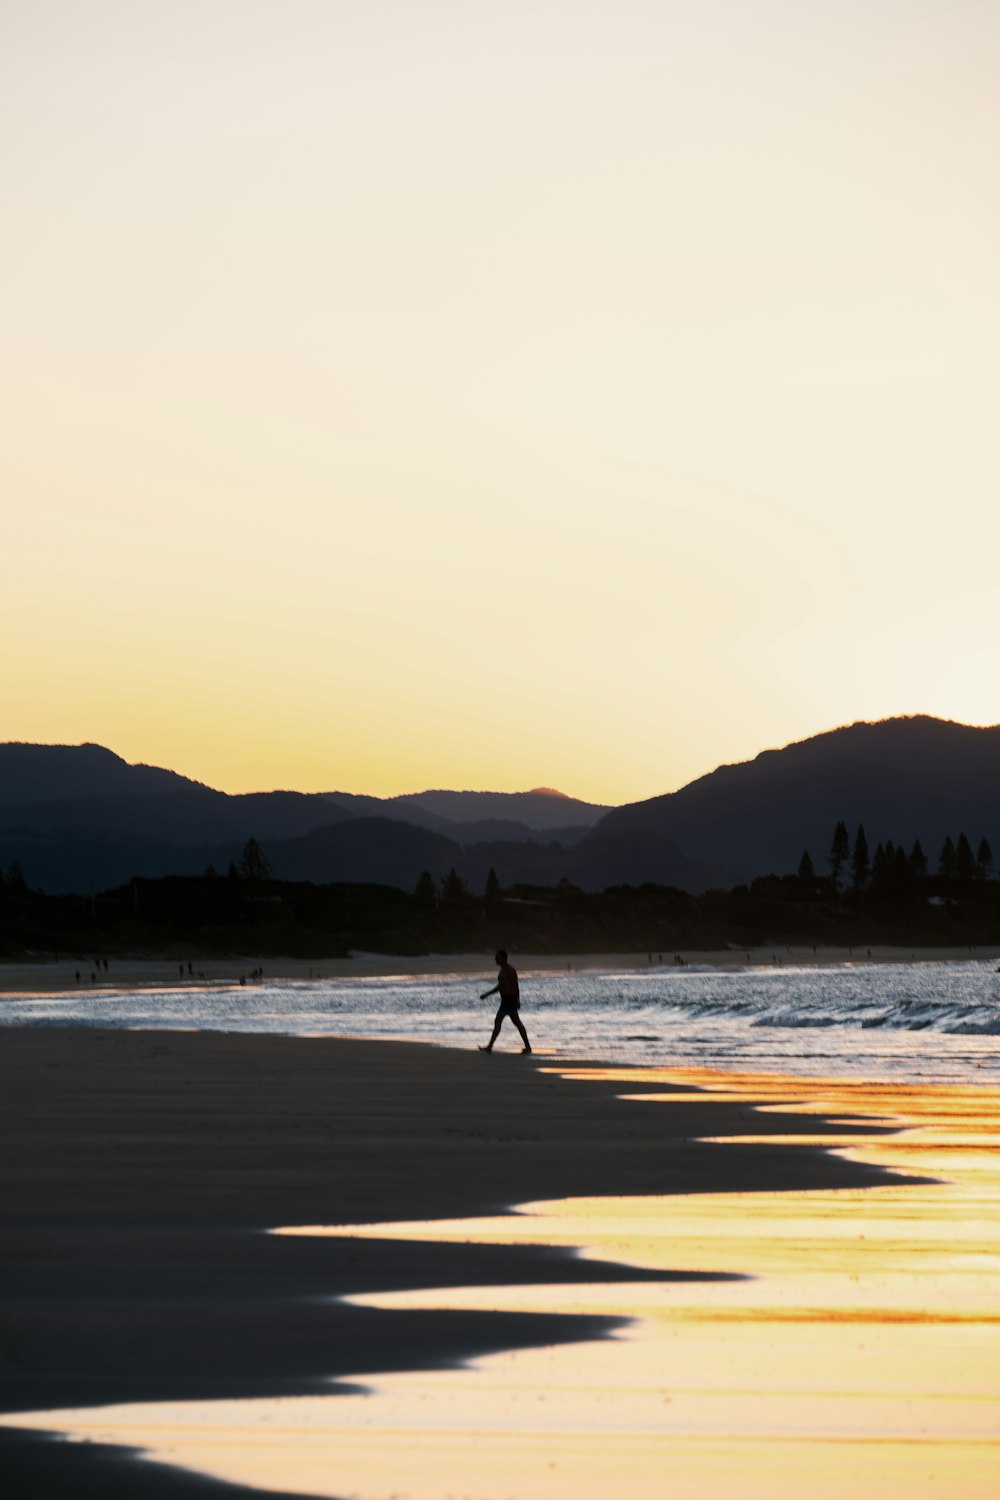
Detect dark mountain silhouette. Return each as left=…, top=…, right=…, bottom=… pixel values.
left=0, top=789, right=354, bottom=847
left=0, top=826, right=176, bottom=896
left=0, top=745, right=608, bottom=894
left=323, top=788, right=606, bottom=833
left=0, top=744, right=355, bottom=844
left=592, top=715, right=1000, bottom=884
left=387, top=788, right=608, bottom=829
left=3, top=717, right=999, bottom=897
left=0, top=743, right=204, bottom=804
left=442, top=819, right=592, bottom=847
left=259, top=819, right=465, bottom=888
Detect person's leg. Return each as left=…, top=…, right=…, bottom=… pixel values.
left=480, top=1004, right=505, bottom=1051
left=512, top=1010, right=531, bottom=1053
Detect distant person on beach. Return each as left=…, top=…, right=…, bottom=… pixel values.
left=479, top=949, right=532, bottom=1054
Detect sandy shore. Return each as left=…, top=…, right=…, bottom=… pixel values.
left=2, top=943, right=996, bottom=996
left=0, top=1026, right=905, bottom=1497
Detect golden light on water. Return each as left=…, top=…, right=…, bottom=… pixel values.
left=6, top=1069, right=999, bottom=1498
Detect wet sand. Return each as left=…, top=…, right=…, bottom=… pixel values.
left=149, top=1076, right=998, bottom=1500
left=0, top=1026, right=910, bottom=1496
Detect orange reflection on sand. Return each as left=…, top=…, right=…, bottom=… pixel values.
left=5, top=1071, right=1000, bottom=1500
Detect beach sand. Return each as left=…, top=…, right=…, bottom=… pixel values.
left=1, top=1029, right=997, bottom=1497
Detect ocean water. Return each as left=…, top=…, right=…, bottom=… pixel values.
left=3, top=959, right=999, bottom=1084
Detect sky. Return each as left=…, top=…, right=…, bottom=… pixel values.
left=3, top=1, right=999, bottom=804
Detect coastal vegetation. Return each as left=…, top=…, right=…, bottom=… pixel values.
left=3, top=822, right=1000, bottom=962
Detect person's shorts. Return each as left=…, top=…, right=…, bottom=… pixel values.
left=495, top=999, right=520, bottom=1021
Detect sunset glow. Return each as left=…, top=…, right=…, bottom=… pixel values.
left=4, top=2, right=999, bottom=798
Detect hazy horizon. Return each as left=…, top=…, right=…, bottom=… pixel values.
left=4, top=2, right=999, bottom=802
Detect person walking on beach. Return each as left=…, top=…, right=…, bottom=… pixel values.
left=480, top=949, right=532, bottom=1053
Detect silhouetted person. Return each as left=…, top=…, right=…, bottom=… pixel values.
left=479, top=949, right=531, bottom=1054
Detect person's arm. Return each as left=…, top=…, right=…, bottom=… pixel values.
left=480, top=981, right=499, bottom=999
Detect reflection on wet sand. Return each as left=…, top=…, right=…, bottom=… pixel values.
left=5, top=1069, right=999, bottom=1500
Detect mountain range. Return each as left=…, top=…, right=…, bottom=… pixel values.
left=1, top=715, right=998, bottom=896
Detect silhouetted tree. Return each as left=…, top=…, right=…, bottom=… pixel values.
left=238, top=838, right=271, bottom=883
left=415, top=870, right=437, bottom=901
left=938, top=835, right=958, bottom=880
left=956, top=832, right=975, bottom=883
left=909, top=839, right=928, bottom=879
left=829, top=821, right=849, bottom=892
left=797, top=849, right=815, bottom=882
left=237, top=839, right=271, bottom=926
left=485, top=866, right=501, bottom=899
left=851, top=824, right=869, bottom=893
left=976, top=838, right=994, bottom=880
left=872, top=842, right=887, bottom=888
left=442, top=867, right=466, bottom=900
left=877, top=842, right=912, bottom=894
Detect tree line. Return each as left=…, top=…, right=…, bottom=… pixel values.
left=806, top=821, right=994, bottom=896
left=5, top=829, right=1000, bottom=964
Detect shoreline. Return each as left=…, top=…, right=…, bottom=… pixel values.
left=2, top=942, right=997, bottom=996
left=0, top=1026, right=905, bottom=1497
left=3, top=1028, right=997, bottom=1498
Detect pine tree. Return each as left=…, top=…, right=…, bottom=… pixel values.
left=956, top=832, right=975, bottom=882
left=415, top=870, right=437, bottom=901
left=851, top=824, right=869, bottom=892
left=829, top=820, right=850, bottom=892
left=976, top=838, right=994, bottom=880
left=485, top=866, right=501, bottom=899
left=238, top=838, right=271, bottom=882
left=872, top=842, right=886, bottom=888
left=237, top=837, right=270, bottom=926
left=443, top=867, right=466, bottom=900
left=797, top=849, right=815, bottom=882
left=909, top=839, right=928, bottom=879
left=938, top=836, right=958, bottom=880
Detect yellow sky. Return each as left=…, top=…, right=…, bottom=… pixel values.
left=3, top=1, right=999, bottom=802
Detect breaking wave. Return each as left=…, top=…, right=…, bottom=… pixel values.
left=3, top=958, right=999, bottom=1083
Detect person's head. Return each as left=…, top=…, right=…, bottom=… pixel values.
left=495, top=949, right=508, bottom=964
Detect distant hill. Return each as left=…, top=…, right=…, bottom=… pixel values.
left=259, top=819, right=465, bottom=888
left=0, top=744, right=609, bottom=894
left=592, top=715, right=1000, bottom=884
left=323, top=788, right=607, bottom=833
left=0, top=743, right=203, bottom=804
left=389, top=788, right=608, bottom=830
left=3, top=719, right=999, bottom=897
